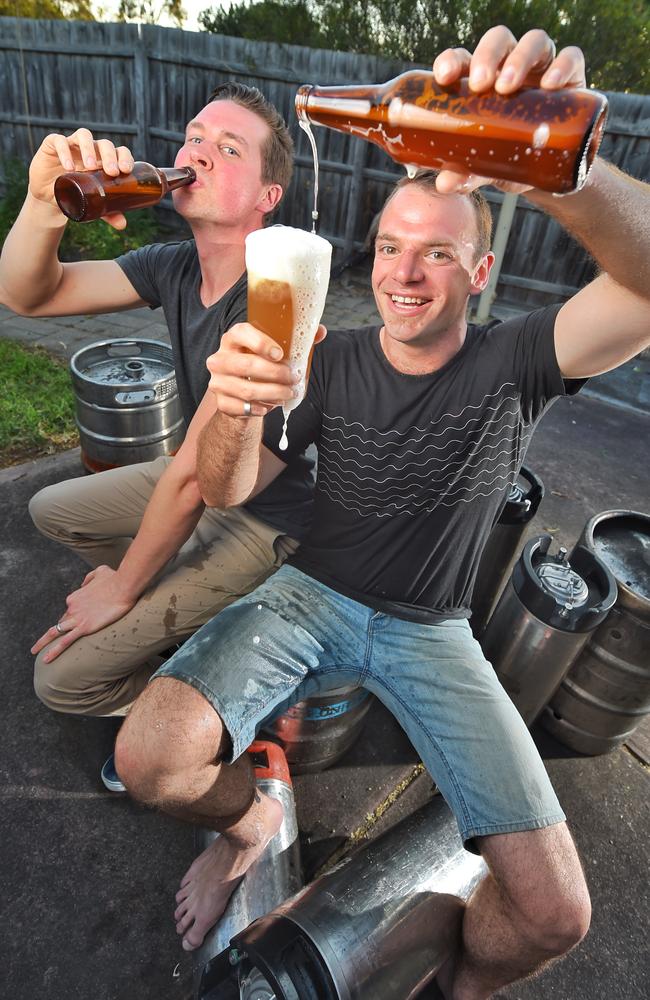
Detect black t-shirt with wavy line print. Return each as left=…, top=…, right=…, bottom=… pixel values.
left=263, top=304, right=582, bottom=623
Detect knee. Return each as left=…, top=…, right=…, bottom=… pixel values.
left=28, top=485, right=59, bottom=535
left=519, top=873, right=591, bottom=957
left=33, top=651, right=75, bottom=713
left=114, top=678, right=225, bottom=806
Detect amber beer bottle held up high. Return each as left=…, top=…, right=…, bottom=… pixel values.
left=54, top=162, right=196, bottom=222
left=295, top=71, right=608, bottom=194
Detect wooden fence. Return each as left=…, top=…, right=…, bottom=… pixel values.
left=1, top=16, right=649, bottom=312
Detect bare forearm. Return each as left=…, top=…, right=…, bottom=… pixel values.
left=527, top=159, right=650, bottom=301
left=0, top=194, right=67, bottom=312
left=115, top=472, right=205, bottom=602
left=198, top=411, right=264, bottom=508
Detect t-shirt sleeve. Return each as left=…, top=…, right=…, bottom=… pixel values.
left=495, top=304, right=584, bottom=423
left=115, top=243, right=174, bottom=309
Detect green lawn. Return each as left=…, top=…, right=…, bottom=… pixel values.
left=0, top=339, right=78, bottom=467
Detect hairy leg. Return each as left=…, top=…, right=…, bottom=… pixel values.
left=440, top=823, right=591, bottom=1000
left=115, top=676, right=283, bottom=950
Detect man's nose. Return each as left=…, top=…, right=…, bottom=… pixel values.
left=189, top=146, right=212, bottom=169
left=392, top=251, right=424, bottom=283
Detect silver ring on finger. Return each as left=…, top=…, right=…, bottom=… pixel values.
left=243, top=401, right=252, bottom=417
left=55, top=621, right=66, bottom=634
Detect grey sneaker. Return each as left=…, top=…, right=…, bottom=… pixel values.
left=100, top=752, right=126, bottom=793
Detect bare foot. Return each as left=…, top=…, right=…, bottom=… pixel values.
left=174, top=792, right=283, bottom=951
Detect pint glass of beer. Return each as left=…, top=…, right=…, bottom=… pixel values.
left=245, top=226, right=332, bottom=438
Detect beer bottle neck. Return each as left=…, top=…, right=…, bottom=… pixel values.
left=160, top=166, right=196, bottom=192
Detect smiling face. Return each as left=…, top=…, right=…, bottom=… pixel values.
left=372, top=184, right=494, bottom=366
left=172, top=99, right=281, bottom=233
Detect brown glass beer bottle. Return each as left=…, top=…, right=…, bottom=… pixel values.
left=295, top=71, right=608, bottom=194
left=54, top=162, right=196, bottom=222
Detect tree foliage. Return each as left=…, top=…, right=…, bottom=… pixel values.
left=0, top=0, right=95, bottom=18
left=117, top=0, right=186, bottom=28
left=199, top=0, right=324, bottom=46
left=198, top=0, right=650, bottom=93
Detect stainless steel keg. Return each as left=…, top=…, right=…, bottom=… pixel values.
left=480, top=534, right=617, bottom=725
left=471, top=466, right=544, bottom=636
left=198, top=796, right=486, bottom=999
left=194, top=742, right=302, bottom=992
left=542, top=510, right=650, bottom=754
left=263, top=686, right=373, bottom=773
left=69, top=338, right=185, bottom=471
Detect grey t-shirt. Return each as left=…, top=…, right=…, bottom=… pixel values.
left=116, top=240, right=315, bottom=539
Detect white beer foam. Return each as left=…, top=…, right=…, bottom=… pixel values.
left=246, top=225, right=332, bottom=416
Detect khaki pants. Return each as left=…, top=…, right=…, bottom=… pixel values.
left=29, top=456, right=298, bottom=717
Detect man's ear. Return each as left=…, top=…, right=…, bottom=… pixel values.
left=258, top=183, right=283, bottom=217
left=470, top=252, right=495, bottom=294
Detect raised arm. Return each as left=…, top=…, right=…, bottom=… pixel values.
left=530, top=164, right=650, bottom=377
left=197, top=321, right=326, bottom=508
left=0, top=129, right=146, bottom=316
left=430, top=26, right=650, bottom=377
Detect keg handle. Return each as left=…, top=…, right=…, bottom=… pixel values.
left=107, top=342, right=141, bottom=357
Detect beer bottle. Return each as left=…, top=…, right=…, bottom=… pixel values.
left=53, top=162, right=196, bottom=222
left=295, top=71, right=608, bottom=194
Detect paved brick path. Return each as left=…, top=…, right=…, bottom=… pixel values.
left=0, top=267, right=380, bottom=361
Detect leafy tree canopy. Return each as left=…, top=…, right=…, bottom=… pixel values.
left=198, top=0, right=650, bottom=92
left=0, top=0, right=95, bottom=17
left=117, top=0, right=186, bottom=27
left=199, top=0, right=324, bottom=47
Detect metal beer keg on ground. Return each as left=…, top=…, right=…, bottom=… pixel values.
left=198, top=796, right=486, bottom=999
left=542, top=510, right=650, bottom=754
left=471, top=466, right=544, bottom=637
left=194, top=741, right=302, bottom=992
left=263, top=686, right=374, bottom=773
left=69, top=338, right=184, bottom=472
left=481, top=534, right=617, bottom=725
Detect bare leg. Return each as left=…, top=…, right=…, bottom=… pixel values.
left=115, top=676, right=283, bottom=951
left=438, top=823, right=591, bottom=1000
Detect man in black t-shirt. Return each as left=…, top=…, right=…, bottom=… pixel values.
left=115, top=27, right=650, bottom=998
left=0, top=85, right=314, bottom=783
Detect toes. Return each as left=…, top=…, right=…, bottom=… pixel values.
left=174, top=900, right=189, bottom=922
left=175, top=885, right=191, bottom=904
left=176, top=911, right=194, bottom=935
left=182, top=926, right=204, bottom=951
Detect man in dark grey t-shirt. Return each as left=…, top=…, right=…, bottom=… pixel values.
left=0, top=84, right=314, bottom=785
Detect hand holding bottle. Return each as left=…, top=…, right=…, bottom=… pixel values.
left=431, top=26, right=587, bottom=195
left=28, top=129, right=135, bottom=229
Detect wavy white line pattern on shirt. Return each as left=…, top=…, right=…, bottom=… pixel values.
left=321, top=395, right=521, bottom=446
left=316, top=391, right=524, bottom=518
left=321, top=382, right=520, bottom=435
left=318, top=421, right=522, bottom=469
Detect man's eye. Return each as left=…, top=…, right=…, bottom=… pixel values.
left=378, top=245, right=397, bottom=256
left=430, top=250, right=451, bottom=261
left=222, top=145, right=240, bottom=157
left=187, top=136, right=202, bottom=145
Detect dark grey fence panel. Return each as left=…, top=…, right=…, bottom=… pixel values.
left=1, top=16, right=649, bottom=304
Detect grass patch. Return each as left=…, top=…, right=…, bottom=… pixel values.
left=0, top=339, right=78, bottom=468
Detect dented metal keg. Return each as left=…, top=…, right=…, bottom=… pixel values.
left=471, top=466, right=544, bottom=637
left=70, top=338, right=184, bottom=472
left=198, top=796, right=486, bottom=999
left=263, top=686, right=373, bottom=773
left=481, top=534, right=617, bottom=725
left=542, top=510, right=650, bottom=754
left=193, top=742, right=302, bottom=993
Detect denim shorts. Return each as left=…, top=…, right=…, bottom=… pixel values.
left=154, top=564, right=565, bottom=847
